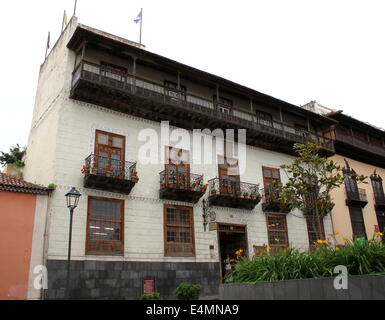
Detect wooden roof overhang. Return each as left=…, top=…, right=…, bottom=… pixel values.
left=67, top=24, right=337, bottom=129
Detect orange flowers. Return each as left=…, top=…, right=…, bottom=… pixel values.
left=316, top=239, right=329, bottom=245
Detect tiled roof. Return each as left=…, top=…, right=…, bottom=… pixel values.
left=0, top=173, right=50, bottom=195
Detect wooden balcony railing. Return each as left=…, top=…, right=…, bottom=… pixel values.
left=345, top=188, right=368, bottom=208
left=83, top=154, right=138, bottom=195
left=71, top=60, right=335, bottom=153
left=159, top=170, right=206, bottom=203
left=208, top=178, right=261, bottom=210
left=335, top=129, right=385, bottom=158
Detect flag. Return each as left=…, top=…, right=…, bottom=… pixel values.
left=64, top=10, right=68, bottom=25
left=47, top=32, right=51, bottom=49
left=134, top=10, right=142, bottom=24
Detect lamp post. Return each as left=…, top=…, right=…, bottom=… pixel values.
left=65, top=187, right=81, bottom=299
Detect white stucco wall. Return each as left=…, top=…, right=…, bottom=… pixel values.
left=23, top=17, right=333, bottom=266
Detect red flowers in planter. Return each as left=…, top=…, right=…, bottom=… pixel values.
left=81, top=165, right=97, bottom=174
left=131, top=171, right=139, bottom=183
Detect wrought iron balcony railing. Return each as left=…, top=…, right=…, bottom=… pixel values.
left=83, top=154, right=138, bottom=194
left=159, top=170, right=206, bottom=203
left=261, top=185, right=291, bottom=213
left=208, top=178, right=261, bottom=210
left=71, top=60, right=335, bottom=154
left=345, top=188, right=368, bottom=208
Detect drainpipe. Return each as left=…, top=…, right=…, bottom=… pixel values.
left=40, top=191, right=54, bottom=300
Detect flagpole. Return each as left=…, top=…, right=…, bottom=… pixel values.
left=73, top=0, right=78, bottom=17
left=61, top=10, right=67, bottom=33
left=139, top=8, right=143, bottom=45
left=45, top=32, right=50, bottom=60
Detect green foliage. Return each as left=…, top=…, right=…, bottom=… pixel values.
left=226, top=238, right=385, bottom=283
left=47, top=184, right=57, bottom=190
left=139, top=292, right=161, bottom=300
left=174, top=283, right=202, bottom=300
left=278, top=143, right=367, bottom=217
left=276, top=143, right=367, bottom=239
left=0, top=144, right=26, bottom=167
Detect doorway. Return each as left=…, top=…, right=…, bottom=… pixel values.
left=217, top=224, right=248, bottom=282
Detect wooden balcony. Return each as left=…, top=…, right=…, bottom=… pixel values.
left=83, top=154, right=138, bottom=195
left=159, top=170, right=206, bottom=203
left=261, top=185, right=291, bottom=213
left=345, top=188, right=368, bottom=208
left=208, top=178, right=261, bottom=210
left=70, top=61, right=335, bottom=156
left=334, top=129, right=385, bottom=166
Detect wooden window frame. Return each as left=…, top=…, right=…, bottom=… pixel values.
left=164, top=205, right=196, bottom=257
left=266, top=214, right=289, bottom=252
left=86, top=196, right=125, bottom=256
left=348, top=206, right=367, bottom=238
left=305, top=215, right=326, bottom=250
left=95, top=130, right=126, bottom=161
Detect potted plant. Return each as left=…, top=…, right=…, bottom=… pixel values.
left=211, top=189, right=217, bottom=196
left=131, top=171, right=139, bottom=183
left=243, top=192, right=249, bottom=199
left=81, top=165, right=91, bottom=174
left=105, top=167, right=115, bottom=177
left=236, top=190, right=242, bottom=198
left=201, top=184, right=208, bottom=193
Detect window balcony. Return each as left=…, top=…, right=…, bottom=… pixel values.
left=345, top=188, right=368, bottom=208
left=261, top=185, right=291, bottom=213
left=208, top=178, right=261, bottom=210
left=70, top=60, right=335, bottom=156
left=159, top=170, right=206, bottom=203
left=83, top=154, right=138, bottom=195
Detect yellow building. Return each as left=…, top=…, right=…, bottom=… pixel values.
left=303, top=102, right=385, bottom=244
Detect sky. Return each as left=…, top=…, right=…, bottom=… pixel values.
left=0, top=0, right=384, bottom=159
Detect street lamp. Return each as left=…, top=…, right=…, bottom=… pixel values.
left=65, top=187, right=81, bottom=299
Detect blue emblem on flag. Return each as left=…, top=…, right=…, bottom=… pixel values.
left=134, top=11, right=142, bottom=24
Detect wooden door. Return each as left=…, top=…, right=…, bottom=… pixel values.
left=95, top=131, right=126, bottom=178
left=218, top=156, right=240, bottom=194
left=165, top=147, right=190, bottom=189
left=262, top=167, right=281, bottom=200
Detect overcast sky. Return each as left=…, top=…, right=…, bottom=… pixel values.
left=0, top=0, right=384, bottom=158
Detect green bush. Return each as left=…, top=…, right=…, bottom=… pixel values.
left=139, top=292, right=161, bottom=300
left=227, top=238, right=385, bottom=284
left=175, top=283, right=202, bottom=300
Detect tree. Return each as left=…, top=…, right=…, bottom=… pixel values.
left=276, top=142, right=367, bottom=241
left=0, top=144, right=26, bottom=167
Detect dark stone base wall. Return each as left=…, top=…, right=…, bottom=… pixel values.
left=220, top=275, right=385, bottom=300
left=45, top=260, right=220, bottom=300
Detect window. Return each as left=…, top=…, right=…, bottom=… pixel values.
left=266, top=214, right=289, bottom=252
left=294, top=124, right=308, bottom=138
left=262, top=167, right=281, bottom=201
left=214, top=95, right=233, bottom=114
left=100, top=61, right=127, bottom=81
left=376, top=211, right=385, bottom=243
left=95, top=130, right=125, bottom=178
left=218, top=156, right=240, bottom=194
left=371, top=173, right=385, bottom=203
left=348, top=207, right=366, bottom=238
left=164, top=205, right=195, bottom=257
left=164, top=147, right=190, bottom=188
left=256, top=111, right=273, bottom=127
left=305, top=215, right=325, bottom=250
left=86, top=197, right=124, bottom=255
left=164, top=80, right=187, bottom=100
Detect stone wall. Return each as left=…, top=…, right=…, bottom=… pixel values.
left=220, top=275, right=385, bottom=300
left=45, top=260, right=220, bottom=300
